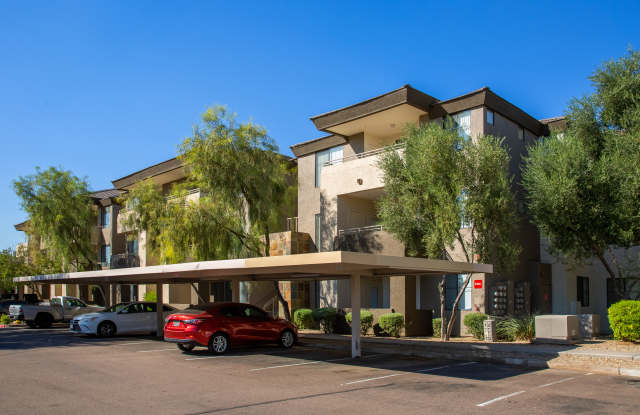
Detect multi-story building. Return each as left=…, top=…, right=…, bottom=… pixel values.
left=291, top=85, right=571, bottom=335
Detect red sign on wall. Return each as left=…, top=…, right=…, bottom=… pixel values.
left=473, top=280, right=483, bottom=289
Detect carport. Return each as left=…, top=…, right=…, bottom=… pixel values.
left=14, top=251, right=492, bottom=357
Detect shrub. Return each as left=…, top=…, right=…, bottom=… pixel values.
left=312, top=307, right=337, bottom=334
left=143, top=291, right=157, bottom=303
left=495, top=318, right=515, bottom=341
left=293, top=308, right=314, bottom=329
left=432, top=318, right=442, bottom=338
left=608, top=300, right=640, bottom=342
left=346, top=310, right=374, bottom=335
left=378, top=313, right=404, bottom=337
left=499, top=315, right=536, bottom=341
left=0, top=314, right=10, bottom=324
left=463, top=313, right=489, bottom=340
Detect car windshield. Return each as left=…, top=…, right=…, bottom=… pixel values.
left=101, top=303, right=128, bottom=313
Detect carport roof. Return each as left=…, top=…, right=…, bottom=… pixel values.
left=13, top=251, right=492, bottom=285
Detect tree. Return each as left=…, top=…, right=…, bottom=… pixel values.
left=522, top=48, right=640, bottom=298
left=0, top=248, right=31, bottom=293
left=180, top=106, right=296, bottom=320
left=13, top=167, right=96, bottom=272
left=378, top=122, right=521, bottom=340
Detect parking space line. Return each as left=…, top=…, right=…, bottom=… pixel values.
left=476, top=390, right=526, bottom=407
left=184, top=355, right=226, bottom=361
left=250, top=357, right=353, bottom=371
left=136, top=348, right=177, bottom=353
left=342, top=362, right=472, bottom=386
left=535, top=377, right=575, bottom=388
left=116, top=341, right=157, bottom=346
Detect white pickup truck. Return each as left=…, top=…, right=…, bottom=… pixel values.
left=9, top=296, right=103, bottom=328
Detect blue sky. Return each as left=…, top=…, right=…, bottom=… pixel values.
left=1, top=1, right=638, bottom=249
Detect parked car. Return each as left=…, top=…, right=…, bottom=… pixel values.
left=0, top=294, right=40, bottom=314
left=70, top=302, right=176, bottom=337
left=9, top=296, right=103, bottom=328
left=163, top=302, right=298, bottom=354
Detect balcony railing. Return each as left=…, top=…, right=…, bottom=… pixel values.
left=324, top=143, right=404, bottom=167
left=337, top=225, right=383, bottom=236
left=166, top=188, right=203, bottom=204
left=286, top=217, right=298, bottom=232
left=110, top=253, right=140, bottom=269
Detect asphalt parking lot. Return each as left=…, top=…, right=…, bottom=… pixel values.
left=1, top=327, right=639, bottom=414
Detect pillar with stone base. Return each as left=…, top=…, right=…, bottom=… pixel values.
left=350, top=274, right=361, bottom=358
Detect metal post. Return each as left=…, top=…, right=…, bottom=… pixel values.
left=110, top=284, right=117, bottom=307
left=156, top=283, right=163, bottom=339
left=232, top=279, right=240, bottom=303
left=190, top=282, right=207, bottom=305
left=350, top=274, right=361, bottom=358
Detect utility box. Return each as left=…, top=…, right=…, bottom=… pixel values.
left=578, top=314, right=601, bottom=339
left=483, top=318, right=496, bottom=342
left=535, top=315, right=580, bottom=343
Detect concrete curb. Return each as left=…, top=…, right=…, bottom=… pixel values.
left=299, top=334, right=640, bottom=377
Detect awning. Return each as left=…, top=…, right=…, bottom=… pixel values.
left=13, top=251, right=492, bottom=285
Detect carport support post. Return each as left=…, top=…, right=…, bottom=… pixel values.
left=350, top=274, right=361, bottom=358
left=155, top=283, right=163, bottom=339
left=110, top=284, right=117, bottom=306
left=232, top=279, right=240, bottom=302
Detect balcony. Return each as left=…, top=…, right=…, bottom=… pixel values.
left=110, top=253, right=140, bottom=269
left=166, top=188, right=202, bottom=206
left=117, top=209, right=135, bottom=234
left=334, top=226, right=404, bottom=256
left=321, top=144, right=403, bottom=195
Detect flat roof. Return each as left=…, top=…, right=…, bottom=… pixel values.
left=14, top=251, right=492, bottom=285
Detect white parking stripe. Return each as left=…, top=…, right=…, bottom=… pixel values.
left=476, top=390, right=526, bottom=407
left=250, top=357, right=353, bottom=371
left=184, top=355, right=226, bottom=361
left=115, top=341, right=156, bottom=346
left=342, top=362, right=471, bottom=386
left=136, top=348, right=176, bottom=353
left=535, top=377, right=575, bottom=388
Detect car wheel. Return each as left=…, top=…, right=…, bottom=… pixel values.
left=177, top=343, right=195, bottom=352
left=97, top=321, right=116, bottom=338
left=35, top=313, right=52, bottom=328
left=279, top=329, right=295, bottom=349
left=208, top=332, right=229, bottom=354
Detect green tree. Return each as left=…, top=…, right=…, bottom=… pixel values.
left=522, top=49, right=640, bottom=298
left=180, top=106, right=296, bottom=320
left=378, top=122, right=521, bottom=340
left=0, top=248, right=30, bottom=292
left=13, top=167, right=96, bottom=272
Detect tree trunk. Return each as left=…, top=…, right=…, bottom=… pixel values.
left=264, top=230, right=292, bottom=321
left=593, top=246, right=625, bottom=299
left=445, top=273, right=473, bottom=340
left=438, top=275, right=447, bottom=341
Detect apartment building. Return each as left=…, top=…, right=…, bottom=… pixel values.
left=291, top=85, right=567, bottom=335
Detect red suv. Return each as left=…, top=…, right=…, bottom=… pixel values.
left=164, top=302, right=298, bottom=354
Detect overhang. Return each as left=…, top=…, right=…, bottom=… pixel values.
left=112, top=157, right=186, bottom=190
left=14, top=251, right=492, bottom=285
left=310, top=85, right=437, bottom=133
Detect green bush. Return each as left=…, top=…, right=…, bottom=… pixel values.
left=346, top=310, right=374, bottom=335
left=312, top=307, right=337, bottom=334
left=498, top=315, right=536, bottom=341
left=432, top=318, right=442, bottom=338
left=293, top=308, right=314, bottom=329
left=463, top=313, right=488, bottom=340
left=143, top=291, right=157, bottom=303
left=608, top=300, right=640, bottom=342
left=0, top=314, right=10, bottom=324
left=378, top=313, right=404, bottom=337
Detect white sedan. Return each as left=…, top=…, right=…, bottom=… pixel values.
left=70, top=302, right=176, bottom=337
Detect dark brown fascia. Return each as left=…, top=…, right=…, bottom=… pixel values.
left=310, top=84, right=438, bottom=132
left=111, top=157, right=184, bottom=190
left=429, top=87, right=547, bottom=136
left=290, top=134, right=348, bottom=158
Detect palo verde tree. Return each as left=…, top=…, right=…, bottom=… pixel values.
left=378, top=122, right=521, bottom=340
left=522, top=48, right=640, bottom=298
left=13, top=167, right=97, bottom=272
left=180, top=106, right=296, bottom=320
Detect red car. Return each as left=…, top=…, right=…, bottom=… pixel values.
left=163, top=302, right=298, bottom=354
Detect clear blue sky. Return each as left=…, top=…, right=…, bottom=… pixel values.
left=1, top=1, right=638, bottom=249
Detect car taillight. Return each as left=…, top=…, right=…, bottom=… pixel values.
left=183, top=319, right=205, bottom=325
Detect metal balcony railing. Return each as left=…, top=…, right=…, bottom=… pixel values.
left=324, top=143, right=404, bottom=167
left=338, top=225, right=383, bottom=236
left=286, top=217, right=298, bottom=232
left=110, top=253, right=140, bottom=269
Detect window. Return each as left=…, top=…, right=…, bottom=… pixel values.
left=64, top=298, right=85, bottom=308
left=451, top=110, right=471, bottom=140
left=518, top=127, right=525, bottom=141
left=100, top=206, right=110, bottom=227
left=315, top=213, right=322, bottom=252
left=369, top=287, right=379, bottom=308
left=315, top=145, right=343, bottom=187
left=445, top=274, right=472, bottom=310
left=486, top=110, right=494, bottom=126
left=577, top=276, right=590, bottom=307
left=243, top=306, right=268, bottom=320
left=127, top=239, right=138, bottom=255
left=100, top=245, right=111, bottom=266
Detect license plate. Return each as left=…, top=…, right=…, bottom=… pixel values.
left=172, top=321, right=180, bottom=327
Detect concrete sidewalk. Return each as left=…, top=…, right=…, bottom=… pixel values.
left=299, top=333, right=640, bottom=377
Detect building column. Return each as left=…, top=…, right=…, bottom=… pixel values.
left=350, top=274, right=361, bottom=358
left=156, top=282, right=164, bottom=339
left=232, top=279, right=240, bottom=302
